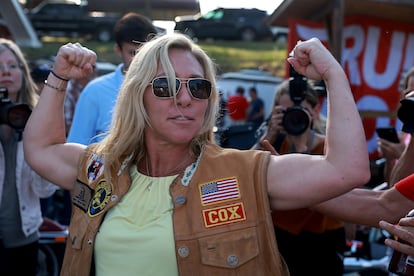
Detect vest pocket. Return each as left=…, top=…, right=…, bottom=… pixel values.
left=198, top=227, right=259, bottom=269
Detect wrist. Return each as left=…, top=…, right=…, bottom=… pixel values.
left=51, top=70, right=69, bottom=82
left=44, top=74, right=68, bottom=92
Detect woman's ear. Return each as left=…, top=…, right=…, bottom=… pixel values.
left=114, top=44, right=122, bottom=57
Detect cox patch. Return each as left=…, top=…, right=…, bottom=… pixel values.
left=202, top=202, right=246, bottom=228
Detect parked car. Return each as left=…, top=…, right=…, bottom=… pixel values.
left=271, top=26, right=289, bottom=43
left=174, top=8, right=273, bottom=42
left=26, top=0, right=120, bottom=42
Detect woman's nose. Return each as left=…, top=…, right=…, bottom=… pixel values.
left=177, top=81, right=192, bottom=105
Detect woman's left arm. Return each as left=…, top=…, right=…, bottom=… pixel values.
left=267, top=38, right=370, bottom=210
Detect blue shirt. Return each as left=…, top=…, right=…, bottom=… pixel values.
left=67, top=64, right=124, bottom=145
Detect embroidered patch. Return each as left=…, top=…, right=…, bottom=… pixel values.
left=203, top=202, right=246, bottom=228
left=86, top=153, right=104, bottom=182
left=72, top=179, right=93, bottom=212
left=88, top=179, right=112, bottom=217
left=199, top=177, right=240, bottom=206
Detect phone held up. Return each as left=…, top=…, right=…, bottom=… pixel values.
left=376, top=127, right=399, bottom=144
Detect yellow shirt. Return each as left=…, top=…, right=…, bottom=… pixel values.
left=94, top=165, right=178, bottom=276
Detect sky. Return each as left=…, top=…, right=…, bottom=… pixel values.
left=198, top=0, right=283, bottom=15
left=156, top=1, right=284, bottom=33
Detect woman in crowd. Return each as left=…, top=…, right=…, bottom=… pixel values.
left=257, top=78, right=346, bottom=276
left=0, top=38, right=57, bottom=275
left=23, top=35, right=369, bottom=275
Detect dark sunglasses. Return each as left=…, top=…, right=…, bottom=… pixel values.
left=149, top=76, right=212, bottom=100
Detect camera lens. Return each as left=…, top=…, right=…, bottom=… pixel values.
left=7, top=104, right=32, bottom=130
left=282, top=106, right=310, bottom=136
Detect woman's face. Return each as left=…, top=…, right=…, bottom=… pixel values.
left=278, top=93, right=314, bottom=113
left=278, top=93, right=315, bottom=123
left=144, top=48, right=209, bottom=146
left=0, top=49, right=23, bottom=100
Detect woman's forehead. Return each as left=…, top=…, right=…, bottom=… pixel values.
left=157, top=49, right=204, bottom=77
left=0, top=48, right=17, bottom=61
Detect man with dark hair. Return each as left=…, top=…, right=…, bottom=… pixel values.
left=246, top=86, right=264, bottom=130
left=226, top=86, right=248, bottom=125
left=68, top=13, right=157, bottom=145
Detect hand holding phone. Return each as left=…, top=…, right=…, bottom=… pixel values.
left=376, top=127, right=400, bottom=143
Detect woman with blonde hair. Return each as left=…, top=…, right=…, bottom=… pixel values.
left=24, top=35, right=369, bottom=275
left=0, top=38, right=57, bottom=275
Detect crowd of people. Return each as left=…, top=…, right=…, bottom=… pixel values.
left=1, top=9, right=414, bottom=276
left=225, top=85, right=265, bottom=130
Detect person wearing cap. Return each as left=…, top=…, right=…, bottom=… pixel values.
left=67, top=12, right=157, bottom=145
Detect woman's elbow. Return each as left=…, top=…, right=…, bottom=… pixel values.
left=348, top=160, right=371, bottom=188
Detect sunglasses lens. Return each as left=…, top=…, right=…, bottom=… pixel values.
left=152, top=77, right=174, bottom=97
left=188, top=79, right=211, bottom=99
left=152, top=77, right=211, bottom=99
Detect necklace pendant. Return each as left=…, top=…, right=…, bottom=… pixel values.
left=146, top=180, right=153, bottom=191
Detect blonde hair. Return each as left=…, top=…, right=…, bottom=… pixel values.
left=401, top=67, right=414, bottom=94
left=0, top=38, right=39, bottom=109
left=95, top=33, right=219, bottom=176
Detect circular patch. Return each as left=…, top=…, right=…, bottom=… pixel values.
left=88, top=180, right=112, bottom=217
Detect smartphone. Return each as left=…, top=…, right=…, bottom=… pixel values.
left=376, top=127, right=399, bottom=143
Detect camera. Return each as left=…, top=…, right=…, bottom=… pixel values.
left=282, top=66, right=310, bottom=136
left=398, top=97, right=414, bottom=133
left=0, top=87, right=31, bottom=130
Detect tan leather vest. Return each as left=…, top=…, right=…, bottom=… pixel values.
left=60, top=143, right=288, bottom=276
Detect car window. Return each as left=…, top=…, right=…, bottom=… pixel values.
left=213, top=10, right=223, bottom=20
left=64, top=5, right=81, bottom=17
left=203, top=10, right=223, bottom=20
left=37, top=4, right=59, bottom=16
left=224, top=10, right=238, bottom=20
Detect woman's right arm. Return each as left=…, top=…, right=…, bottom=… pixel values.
left=23, top=43, right=96, bottom=190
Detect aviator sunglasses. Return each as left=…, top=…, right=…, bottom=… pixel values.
left=149, top=76, right=212, bottom=100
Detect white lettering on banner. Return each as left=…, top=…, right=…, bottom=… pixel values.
left=357, top=95, right=391, bottom=154
left=296, top=24, right=327, bottom=40
left=320, top=95, right=392, bottom=154
left=342, top=25, right=364, bottom=86
left=363, top=27, right=404, bottom=90
left=296, top=23, right=407, bottom=90
left=291, top=17, right=414, bottom=157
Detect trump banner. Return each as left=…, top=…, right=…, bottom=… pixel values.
left=288, top=16, right=414, bottom=158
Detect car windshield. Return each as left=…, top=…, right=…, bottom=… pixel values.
left=202, top=10, right=223, bottom=20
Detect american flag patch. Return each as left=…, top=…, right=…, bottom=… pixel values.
left=199, top=177, right=240, bottom=205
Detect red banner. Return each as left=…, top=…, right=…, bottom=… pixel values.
left=287, top=16, right=414, bottom=158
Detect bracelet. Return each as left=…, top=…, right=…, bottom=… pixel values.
left=395, top=174, right=414, bottom=201
left=51, top=71, right=69, bottom=82
left=44, top=80, right=67, bottom=92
